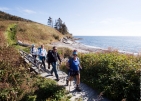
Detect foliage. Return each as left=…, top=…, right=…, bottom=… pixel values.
left=0, top=64, right=31, bottom=100
left=48, top=17, right=69, bottom=35
left=79, top=52, right=140, bottom=101
left=0, top=10, right=33, bottom=22
left=5, top=24, right=17, bottom=45
left=58, top=23, right=68, bottom=35
left=0, top=20, right=64, bottom=48
left=53, top=34, right=59, bottom=40
left=57, top=47, right=73, bottom=58
left=33, top=77, right=67, bottom=101
left=0, top=46, right=69, bottom=101
left=22, top=76, right=68, bottom=101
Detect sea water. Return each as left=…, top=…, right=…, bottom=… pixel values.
left=74, top=36, right=141, bottom=54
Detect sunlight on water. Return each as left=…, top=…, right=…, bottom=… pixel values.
left=74, top=36, right=141, bottom=53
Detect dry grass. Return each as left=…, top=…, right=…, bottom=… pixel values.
left=0, top=46, right=25, bottom=67
left=0, top=21, right=64, bottom=47
left=16, top=22, right=63, bottom=44
left=0, top=31, right=6, bottom=47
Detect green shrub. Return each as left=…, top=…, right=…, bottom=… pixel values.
left=79, top=52, right=140, bottom=101
left=26, top=95, right=37, bottom=101
left=58, top=47, right=73, bottom=58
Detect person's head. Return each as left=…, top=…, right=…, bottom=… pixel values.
left=53, top=46, right=57, bottom=52
left=32, top=44, right=35, bottom=47
left=73, top=50, right=78, bottom=57
left=41, top=45, right=44, bottom=48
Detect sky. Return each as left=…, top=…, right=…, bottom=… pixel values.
left=0, top=0, right=141, bottom=36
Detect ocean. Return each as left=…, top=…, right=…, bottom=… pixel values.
left=74, top=36, right=141, bottom=54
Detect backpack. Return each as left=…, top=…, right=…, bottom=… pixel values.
left=47, top=50, right=52, bottom=63
left=31, top=47, right=33, bottom=53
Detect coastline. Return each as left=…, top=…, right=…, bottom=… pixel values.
left=48, top=41, right=110, bottom=53
left=48, top=40, right=139, bottom=55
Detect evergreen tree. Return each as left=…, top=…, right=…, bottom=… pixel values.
left=48, top=17, right=53, bottom=27
left=60, top=23, right=68, bottom=34
left=57, top=18, right=62, bottom=29
left=50, top=17, right=69, bottom=34
left=54, top=20, right=58, bottom=29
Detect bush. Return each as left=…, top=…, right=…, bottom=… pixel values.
left=53, top=34, right=59, bottom=40
left=79, top=52, right=140, bottom=101
left=57, top=47, right=73, bottom=58
left=0, top=46, right=69, bottom=101
left=33, top=76, right=66, bottom=101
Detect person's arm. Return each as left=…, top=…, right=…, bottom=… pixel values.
left=37, top=49, right=40, bottom=56
left=35, top=48, right=38, bottom=55
left=79, top=64, right=82, bottom=70
left=30, top=48, right=32, bottom=54
left=66, top=61, right=70, bottom=70
left=78, top=57, right=82, bottom=70
left=45, top=50, right=47, bottom=58
left=57, top=53, right=61, bottom=63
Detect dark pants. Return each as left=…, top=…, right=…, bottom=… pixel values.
left=40, top=56, right=46, bottom=70
left=32, top=55, right=37, bottom=63
left=51, top=62, right=59, bottom=79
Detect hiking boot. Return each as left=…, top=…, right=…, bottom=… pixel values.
left=66, top=79, right=69, bottom=86
left=56, top=78, right=60, bottom=81
left=76, top=86, right=82, bottom=92
left=48, top=65, right=50, bottom=69
left=50, top=73, right=53, bottom=76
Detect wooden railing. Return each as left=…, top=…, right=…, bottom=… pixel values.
left=19, top=50, right=43, bottom=74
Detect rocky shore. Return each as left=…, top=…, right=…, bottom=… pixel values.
left=48, top=37, right=107, bottom=53
left=49, top=37, right=139, bottom=55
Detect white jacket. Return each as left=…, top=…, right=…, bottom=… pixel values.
left=30, top=47, right=38, bottom=55
left=38, top=48, right=47, bottom=57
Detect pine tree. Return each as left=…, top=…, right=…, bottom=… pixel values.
left=60, top=23, right=68, bottom=34
left=48, top=17, right=53, bottom=27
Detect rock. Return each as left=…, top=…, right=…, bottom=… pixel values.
left=17, top=40, right=31, bottom=47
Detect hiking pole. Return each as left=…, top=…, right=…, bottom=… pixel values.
left=69, top=79, right=71, bottom=92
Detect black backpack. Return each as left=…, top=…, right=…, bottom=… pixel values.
left=47, top=50, right=52, bottom=63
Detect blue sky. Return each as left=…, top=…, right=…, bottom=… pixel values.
left=0, top=0, right=141, bottom=36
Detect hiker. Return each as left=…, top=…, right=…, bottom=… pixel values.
left=38, top=45, right=47, bottom=71
left=48, top=46, right=61, bottom=81
left=66, top=50, right=82, bottom=92
left=47, top=50, right=52, bottom=69
left=30, top=44, right=37, bottom=63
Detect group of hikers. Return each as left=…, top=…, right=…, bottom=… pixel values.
left=30, top=44, right=82, bottom=92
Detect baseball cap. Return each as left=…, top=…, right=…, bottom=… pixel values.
left=73, top=50, right=77, bottom=55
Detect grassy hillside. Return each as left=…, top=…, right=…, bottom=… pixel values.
left=0, top=11, right=33, bottom=22
left=0, top=21, right=64, bottom=46
left=0, top=11, right=69, bottom=49
left=0, top=11, right=70, bottom=101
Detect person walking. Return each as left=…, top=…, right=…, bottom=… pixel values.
left=30, top=44, right=37, bottom=63
left=47, top=46, right=61, bottom=81
left=66, top=50, right=82, bottom=92
left=38, top=45, right=47, bottom=71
